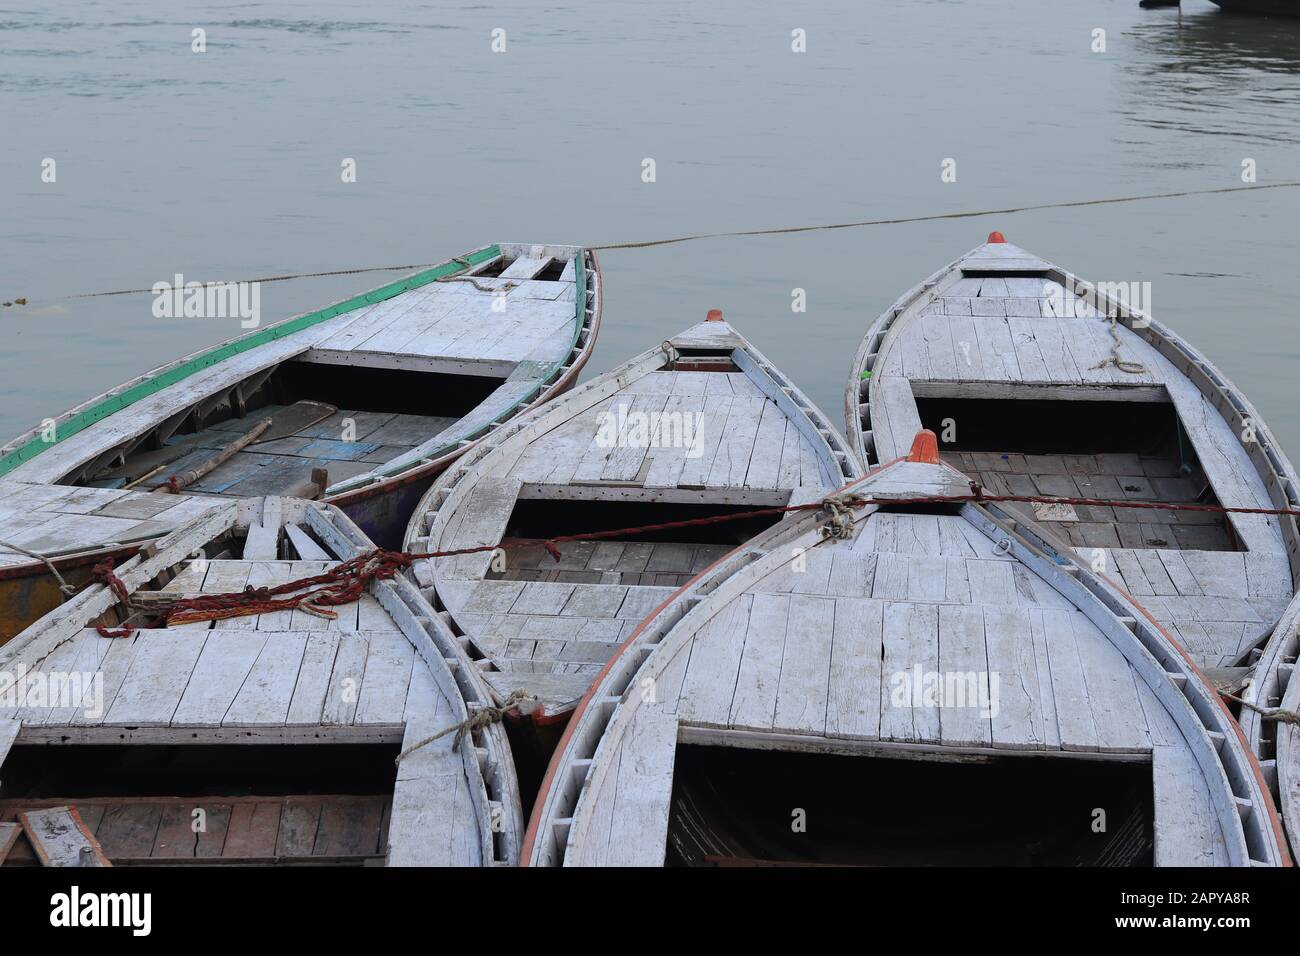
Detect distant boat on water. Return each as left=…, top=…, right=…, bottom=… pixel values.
left=1210, top=0, right=1300, bottom=17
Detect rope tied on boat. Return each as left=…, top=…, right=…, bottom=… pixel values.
left=1226, top=694, right=1300, bottom=727
left=434, top=257, right=519, bottom=295
left=83, top=486, right=1300, bottom=633
left=162, top=549, right=412, bottom=626
left=1093, top=313, right=1148, bottom=376
left=91, top=558, right=136, bottom=638
left=93, top=549, right=415, bottom=637
left=0, top=538, right=77, bottom=598
left=820, top=493, right=862, bottom=539
left=394, top=689, right=536, bottom=764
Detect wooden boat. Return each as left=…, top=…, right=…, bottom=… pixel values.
left=844, top=234, right=1299, bottom=671
left=523, top=433, right=1289, bottom=866
left=0, top=244, right=601, bottom=641
left=1239, top=591, right=1300, bottom=855
left=403, top=313, right=862, bottom=724
left=0, top=495, right=520, bottom=866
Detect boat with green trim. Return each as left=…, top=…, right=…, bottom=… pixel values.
left=0, top=244, right=601, bottom=642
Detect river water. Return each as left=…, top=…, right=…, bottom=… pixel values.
left=2, top=0, right=1299, bottom=456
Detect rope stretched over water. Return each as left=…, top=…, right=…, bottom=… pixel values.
left=6, top=181, right=1299, bottom=307
left=587, top=181, right=1300, bottom=251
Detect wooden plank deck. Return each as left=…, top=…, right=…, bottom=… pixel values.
left=0, top=245, right=594, bottom=588
left=1, top=795, right=390, bottom=866
left=849, top=239, right=1296, bottom=666
left=533, top=457, right=1266, bottom=867
left=0, top=481, right=226, bottom=569
left=414, top=323, right=861, bottom=716
left=0, top=499, right=507, bottom=866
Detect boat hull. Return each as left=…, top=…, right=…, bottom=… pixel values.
left=0, top=249, right=602, bottom=642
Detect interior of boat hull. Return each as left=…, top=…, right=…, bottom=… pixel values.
left=666, top=745, right=1154, bottom=867
left=523, top=449, right=1289, bottom=868
left=845, top=239, right=1298, bottom=670
left=405, top=317, right=863, bottom=719
left=915, top=395, right=1239, bottom=552
left=72, top=362, right=504, bottom=497
left=0, top=743, right=399, bottom=866
left=0, top=497, right=524, bottom=866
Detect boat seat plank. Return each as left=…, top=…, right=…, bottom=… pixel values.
left=286, top=631, right=343, bottom=724
left=242, top=496, right=282, bottom=559
left=824, top=597, right=884, bottom=739
left=498, top=255, right=553, bottom=280
left=937, top=603, right=993, bottom=747
left=389, top=663, right=477, bottom=866
left=438, top=478, right=522, bottom=581
left=285, top=524, right=330, bottom=561
left=171, top=631, right=269, bottom=727
left=1040, top=608, right=1101, bottom=752
left=222, top=631, right=308, bottom=726
left=772, top=595, right=835, bottom=735
left=869, top=377, right=923, bottom=462
left=677, top=596, right=753, bottom=727
left=355, top=630, right=416, bottom=725
left=19, top=807, right=110, bottom=867
left=879, top=601, right=941, bottom=742
left=592, top=704, right=678, bottom=867
left=102, top=630, right=211, bottom=727
left=321, top=632, right=369, bottom=725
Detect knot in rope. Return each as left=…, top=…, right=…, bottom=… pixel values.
left=820, top=494, right=861, bottom=539
left=395, top=689, right=536, bottom=764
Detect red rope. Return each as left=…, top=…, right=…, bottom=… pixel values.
left=90, top=486, right=1300, bottom=631
left=90, top=559, right=137, bottom=638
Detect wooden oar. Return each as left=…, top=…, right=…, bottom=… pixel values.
left=164, top=418, right=272, bottom=493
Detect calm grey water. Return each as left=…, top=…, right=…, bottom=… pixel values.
left=3, top=1, right=1299, bottom=458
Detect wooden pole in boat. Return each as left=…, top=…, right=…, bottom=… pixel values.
left=122, top=462, right=169, bottom=491
left=281, top=467, right=330, bottom=500
left=164, top=418, right=272, bottom=493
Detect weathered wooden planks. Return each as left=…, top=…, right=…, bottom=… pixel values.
left=5, top=496, right=513, bottom=867
left=414, top=319, right=860, bottom=717
left=19, top=807, right=111, bottom=867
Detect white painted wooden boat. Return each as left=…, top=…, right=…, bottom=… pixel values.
left=403, top=313, right=862, bottom=723
left=0, top=496, right=520, bottom=866
left=1272, top=651, right=1300, bottom=853
left=844, top=234, right=1299, bottom=671
left=523, top=435, right=1290, bottom=867
left=0, top=244, right=600, bottom=642
left=1239, top=591, right=1300, bottom=855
